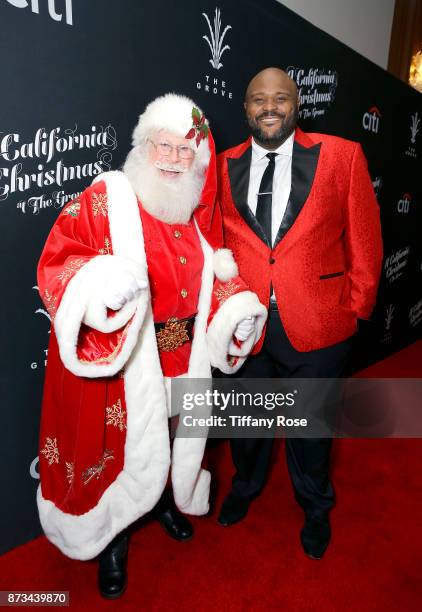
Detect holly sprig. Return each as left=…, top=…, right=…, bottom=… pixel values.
left=185, top=107, right=209, bottom=146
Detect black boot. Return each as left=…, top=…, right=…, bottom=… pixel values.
left=217, top=492, right=250, bottom=526
left=98, top=529, right=129, bottom=599
left=300, top=513, right=331, bottom=560
left=155, top=489, right=194, bottom=541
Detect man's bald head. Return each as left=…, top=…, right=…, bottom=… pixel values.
left=245, top=67, right=297, bottom=101
left=244, top=67, right=299, bottom=150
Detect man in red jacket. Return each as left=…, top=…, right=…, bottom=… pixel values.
left=217, top=67, right=383, bottom=559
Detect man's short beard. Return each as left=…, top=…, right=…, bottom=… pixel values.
left=249, top=106, right=299, bottom=146
left=122, top=146, right=204, bottom=224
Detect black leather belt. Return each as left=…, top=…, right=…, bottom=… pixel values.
left=154, top=315, right=196, bottom=352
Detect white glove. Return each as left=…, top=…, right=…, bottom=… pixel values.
left=103, top=270, right=148, bottom=311
left=234, top=316, right=256, bottom=341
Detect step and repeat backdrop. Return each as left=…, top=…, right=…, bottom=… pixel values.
left=0, top=0, right=421, bottom=553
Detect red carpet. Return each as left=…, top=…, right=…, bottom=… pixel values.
left=1, top=341, right=422, bottom=610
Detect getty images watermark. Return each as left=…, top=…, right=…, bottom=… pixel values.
left=182, top=388, right=307, bottom=430
left=170, top=378, right=422, bottom=438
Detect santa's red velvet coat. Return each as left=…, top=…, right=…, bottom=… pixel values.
left=217, top=128, right=383, bottom=353
left=36, top=167, right=267, bottom=560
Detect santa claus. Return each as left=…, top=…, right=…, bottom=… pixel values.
left=36, top=93, right=267, bottom=598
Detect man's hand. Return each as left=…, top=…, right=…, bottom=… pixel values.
left=104, top=271, right=148, bottom=311
left=234, top=316, right=256, bottom=341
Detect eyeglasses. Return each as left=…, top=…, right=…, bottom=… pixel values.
left=148, top=139, right=195, bottom=160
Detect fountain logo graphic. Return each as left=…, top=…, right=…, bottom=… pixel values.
left=385, top=304, right=394, bottom=332
left=381, top=304, right=395, bottom=343
left=33, top=285, right=52, bottom=327
left=30, top=285, right=50, bottom=370
left=410, top=112, right=420, bottom=144
left=202, top=8, right=232, bottom=70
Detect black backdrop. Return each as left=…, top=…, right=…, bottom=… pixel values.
left=0, top=0, right=421, bottom=554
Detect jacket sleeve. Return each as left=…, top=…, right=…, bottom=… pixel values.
left=343, top=144, right=383, bottom=320
left=206, top=249, right=267, bottom=374
left=37, top=181, right=148, bottom=378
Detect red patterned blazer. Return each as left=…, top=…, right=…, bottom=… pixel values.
left=217, top=128, right=383, bottom=352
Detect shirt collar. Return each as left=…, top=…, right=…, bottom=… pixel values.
left=251, top=132, right=294, bottom=161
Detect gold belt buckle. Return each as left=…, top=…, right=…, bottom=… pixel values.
left=156, top=317, right=190, bottom=352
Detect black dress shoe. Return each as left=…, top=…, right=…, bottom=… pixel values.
left=300, top=514, right=331, bottom=560
left=217, top=493, right=249, bottom=526
left=157, top=506, right=194, bottom=541
left=98, top=530, right=129, bottom=599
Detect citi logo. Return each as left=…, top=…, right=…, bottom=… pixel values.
left=362, top=106, right=381, bottom=133
left=397, top=193, right=412, bottom=214
left=5, top=0, right=73, bottom=26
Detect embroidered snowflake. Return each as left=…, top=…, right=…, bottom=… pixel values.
left=40, top=437, right=59, bottom=465
left=63, top=199, right=81, bottom=218
left=215, top=279, right=241, bottom=304
left=57, top=259, right=85, bottom=285
left=92, top=192, right=108, bottom=217
left=65, top=461, right=74, bottom=485
left=43, top=289, right=57, bottom=319
left=99, top=236, right=112, bottom=255
left=106, top=399, right=126, bottom=432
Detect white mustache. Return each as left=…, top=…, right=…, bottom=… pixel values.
left=154, top=161, right=187, bottom=173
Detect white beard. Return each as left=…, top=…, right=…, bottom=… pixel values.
left=122, top=147, right=204, bottom=225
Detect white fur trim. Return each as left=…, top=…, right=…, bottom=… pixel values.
left=207, top=291, right=268, bottom=374
left=213, top=248, right=239, bottom=282
left=131, top=93, right=210, bottom=171
left=171, top=221, right=213, bottom=515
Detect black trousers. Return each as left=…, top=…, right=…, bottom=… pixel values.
left=228, top=305, right=353, bottom=520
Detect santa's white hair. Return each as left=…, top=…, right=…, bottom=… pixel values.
left=131, top=93, right=210, bottom=171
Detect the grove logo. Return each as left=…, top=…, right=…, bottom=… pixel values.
left=397, top=192, right=412, bottom=214
left=202, top=7, right=231, bottom=70
left=5, top=0, right=73, bottom=25
left=196, top=7, right=233, bottom=101
left=31, top=285, right=49, bottom=370
left=410, top=112, right=420, bottom=144
left=362, top=106, right=381, bottom=133
left=405, top=112, right=419, bottom=159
